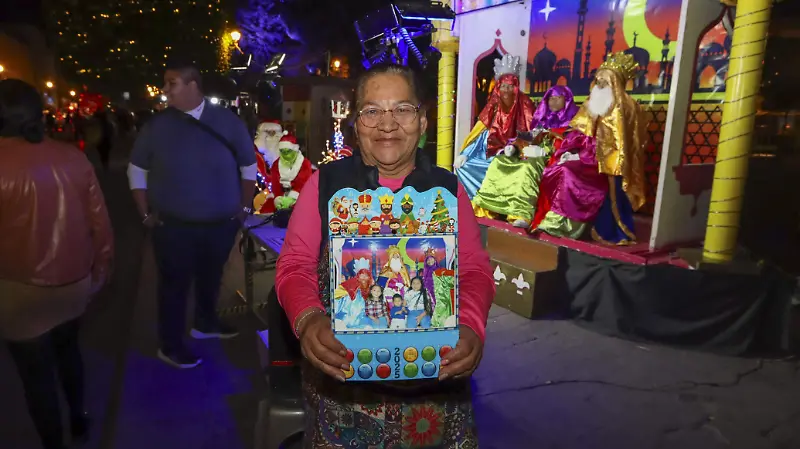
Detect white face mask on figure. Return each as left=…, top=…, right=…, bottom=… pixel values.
left=390, top=258, right=403, bottom=273
left=587, top=85, right=614, bottom=118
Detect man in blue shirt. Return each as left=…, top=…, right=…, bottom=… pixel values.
left=128, top=61, right=257, bottom=369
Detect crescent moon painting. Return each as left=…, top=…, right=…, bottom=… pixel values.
left=526, top=0, right=699, bottom=97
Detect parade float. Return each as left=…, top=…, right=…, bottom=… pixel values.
left=446, top=0, right=793, bottom=354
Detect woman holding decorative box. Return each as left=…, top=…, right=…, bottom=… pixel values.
left=275, top=64, right=495, bottom=448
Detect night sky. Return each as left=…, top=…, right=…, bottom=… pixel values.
left=0, top=0, right=43, bottom=27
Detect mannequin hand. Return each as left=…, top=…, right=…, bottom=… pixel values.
left=522, top=145, right=546, bottom=158
left=503, top=145, right=516, bottom=157
left=280, top=182, right=292, bottom=189
left=275, top=196, right=297, bottom=210
left=558, top=152, right=580, bottom=165
left=454, top=154, right=467, bottom=170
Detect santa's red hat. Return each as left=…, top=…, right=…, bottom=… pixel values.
left=278, top=134, right=300, bottom=152
left=259, top=119, right=285, bottom=134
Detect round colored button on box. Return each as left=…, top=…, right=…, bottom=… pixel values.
left=345, top=349, right=354, bottom=363
left=421, top=346, right=436, bottom=362
left=358, top=364, right=373, bottom=379
left=439, top=345, right=452, bottom=359
left=375, top=348, right=391, bottom=364
left=403, top=347, right=418, bottom=362
left=357, top=349, right=373, bottom=364
left=421, top=362, right=437, bottom=377
left=404, top=363, right=419, bottom=378
left=342, top=365, right=354, bottom=379
left=376, top=364, right=391, bottom=379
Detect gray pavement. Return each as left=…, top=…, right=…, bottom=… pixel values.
left=1, top=135, right=798, bottom=449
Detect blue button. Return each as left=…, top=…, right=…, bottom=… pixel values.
left=358, top=364, right=373, bottom=379
left=421, top=362, right=437, bottom=377
left=375, top=348, right=391, bottom=364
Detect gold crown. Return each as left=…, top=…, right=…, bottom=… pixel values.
left=400, top=193, right=414, bottom=206
left=598, top=52, right=639, bottom=82
left=379, top=194, right=394, bottom=206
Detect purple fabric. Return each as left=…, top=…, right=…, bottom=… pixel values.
left=531, top=86, right=580, bottom=130
left=540, top=132, right=609, bottom=222
left=422, top=256, right=437, bottom=308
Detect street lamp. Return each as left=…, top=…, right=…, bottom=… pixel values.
left=0, top=65, right=4, bottom=73
left=333, top=59, right=341, bottom=69
left=69, top=90, right=76, bottom=97
left=46, top=81, right=54, bottom=89
left=230, top=30, right=241, bottom=43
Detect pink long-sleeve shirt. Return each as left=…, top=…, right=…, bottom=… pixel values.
left=275, top=170, right=495, bottom=341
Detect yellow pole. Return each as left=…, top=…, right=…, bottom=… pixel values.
left=432, top=2, right=458, bottom=171
left=702, top=0, right=772, bottom=263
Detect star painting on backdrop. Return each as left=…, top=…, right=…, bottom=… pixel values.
left=326, top=187, right=460, bottom=381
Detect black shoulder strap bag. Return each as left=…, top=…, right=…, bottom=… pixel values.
left=168, top=107, right=239, bottom=161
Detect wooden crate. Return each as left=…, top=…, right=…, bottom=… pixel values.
left=485, top=226, right=565, bottom=318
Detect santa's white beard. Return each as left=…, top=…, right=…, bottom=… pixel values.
left=390, top=259, right=403, bottom=273
left=587, top=86, right=614, bottom=118
left=256, top=135, right=282, bottom=165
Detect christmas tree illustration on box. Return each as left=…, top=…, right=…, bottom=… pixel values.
left=429, top=190, right=451, bottom=233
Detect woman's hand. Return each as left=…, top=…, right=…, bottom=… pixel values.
left=439, top=325, right=483, bottom=381
left=298, top=312, right=350, bottom=382
left=416, top=312, right=426, bottom=326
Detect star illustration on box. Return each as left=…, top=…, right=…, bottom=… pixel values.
left=326, top=187, right=459, bottom=382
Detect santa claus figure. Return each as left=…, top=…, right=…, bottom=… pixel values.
left=254, top=119, right=285, bottom=166
left=259, top=134, right=313, bottom=213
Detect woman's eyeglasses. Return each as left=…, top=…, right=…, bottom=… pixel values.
left=357, top=105, right=420, bottom=128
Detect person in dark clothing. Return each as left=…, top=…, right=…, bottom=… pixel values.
left=127, top=61, right=257, bottom=369
left=93, top=111, right=114, bottom=170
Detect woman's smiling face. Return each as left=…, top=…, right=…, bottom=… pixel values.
left=356, top=73, right=427, bottom=175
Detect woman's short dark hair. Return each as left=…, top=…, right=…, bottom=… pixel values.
left=354, top=64, right=427, bottom=112
left=0, top=79, right=45, bottom=144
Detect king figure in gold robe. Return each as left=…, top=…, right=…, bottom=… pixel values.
left=532, top=52, right=648, bottom=244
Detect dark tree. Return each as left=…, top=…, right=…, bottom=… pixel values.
left=236, top=0, right=291, bottom=66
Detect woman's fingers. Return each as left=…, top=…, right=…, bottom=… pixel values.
left=311, top=332, right=349, bottom=368
left=304, top=346, right=346, bottom=382
left=318, top=328, right=347, bottom=354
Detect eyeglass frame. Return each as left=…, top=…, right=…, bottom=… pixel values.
left=355, top=104, right=422, bottom=128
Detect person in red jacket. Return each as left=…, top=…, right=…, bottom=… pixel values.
left=260, top=134, right=313, bottom=213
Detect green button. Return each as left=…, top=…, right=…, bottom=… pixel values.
left=404, top=363, right=419, bottom=378
left=421, top=346, right=436, bottom=362
left=357, top=349, right=373, bottom=364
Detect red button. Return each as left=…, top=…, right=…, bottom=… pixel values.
left=345, top=349, right=354, bottom=363
left=376, top=364, right=391, bottom=379
left=439, top=346, right=452, bottom=358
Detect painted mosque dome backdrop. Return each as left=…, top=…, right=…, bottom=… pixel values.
left=525, top=0, right=731, bottom=97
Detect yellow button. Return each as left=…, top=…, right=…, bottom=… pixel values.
left=403, top=347, right=419, bottom=362
left=343, top=364, right=354, bottom=379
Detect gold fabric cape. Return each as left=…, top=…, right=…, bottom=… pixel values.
left=568, top=69, right=648, bottom=211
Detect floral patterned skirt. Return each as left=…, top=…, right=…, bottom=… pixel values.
left=301, top=362, right=479, bottom=449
